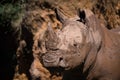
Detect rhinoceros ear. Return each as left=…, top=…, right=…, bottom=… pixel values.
left=55, top=8, right=68, bottom=24
left=77, top=8, right=86, bottom=24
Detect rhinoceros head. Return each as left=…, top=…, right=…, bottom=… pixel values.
left=41, top=9, right=94, bottom=70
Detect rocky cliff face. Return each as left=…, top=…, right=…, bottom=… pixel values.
left=13, top=0, right=120, bottom=80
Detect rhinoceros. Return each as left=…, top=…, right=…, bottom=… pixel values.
left=32, top=9, right=120, bottom=80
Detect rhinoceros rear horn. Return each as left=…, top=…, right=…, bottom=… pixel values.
left=55, top=8, right=68, bottom=24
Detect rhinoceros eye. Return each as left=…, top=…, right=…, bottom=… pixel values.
left=73, top=41, right=79, bottom=47
left=73, top=43, right=77, bottom=47
left=73, top=43, right=83, bottom=49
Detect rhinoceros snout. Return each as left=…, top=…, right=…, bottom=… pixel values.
left=42, top=52, right=67, bottom=68
left=42, top=53, right=59, bottom=67
left=42, top=53, right=58, bottom=63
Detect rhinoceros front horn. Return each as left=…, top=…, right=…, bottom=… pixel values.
left=45, top=22, right=59, bottom=49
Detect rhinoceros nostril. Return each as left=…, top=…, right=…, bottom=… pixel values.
left=59, top=57, right=63, bottom=61
left=59, top=57, right=67, bottom=68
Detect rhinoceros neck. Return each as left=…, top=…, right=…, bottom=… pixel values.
left=82, top=14, right=103, bottom=75
left=83, top=44, right=100, bottom=72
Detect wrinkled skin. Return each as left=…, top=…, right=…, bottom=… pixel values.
left=34, top=9, right=120, bottom=80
